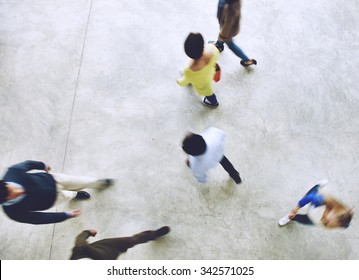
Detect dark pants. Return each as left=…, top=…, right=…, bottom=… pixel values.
left=292, top=215, right=314, bottom=225
left=219, top=156, right=241, bottom=183
left=72, top=230, right=159, bottom=260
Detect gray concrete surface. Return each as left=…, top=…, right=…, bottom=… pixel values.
left=0, top=0, right=358, bottom=260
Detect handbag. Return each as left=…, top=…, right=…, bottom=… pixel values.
left=213, top=63, right=221, bottom=82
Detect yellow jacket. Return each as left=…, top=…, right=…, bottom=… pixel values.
left=177, top=44, right=220, bottom=96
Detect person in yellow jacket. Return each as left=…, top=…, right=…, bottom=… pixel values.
left=177, top=32, right=220, bottom=108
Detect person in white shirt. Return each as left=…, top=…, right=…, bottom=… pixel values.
left=182, top=127, right=241, bottom=184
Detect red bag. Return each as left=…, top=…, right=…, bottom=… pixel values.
left=213, top=63, right=221, bottom=82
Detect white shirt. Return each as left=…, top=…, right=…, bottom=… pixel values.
left=2, top=182, right=26, bottom=206
left=189, top=127, right=225, bottom=183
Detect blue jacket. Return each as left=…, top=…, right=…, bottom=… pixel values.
left=2, top=160, right=69, bottom=224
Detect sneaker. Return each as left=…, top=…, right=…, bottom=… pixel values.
left=155, top=226, right=170, bottom=238
left=202, top=97, right=219, bottom=108
left=75, top=191, right=90, bottom=200
left=278, top=215, right=291, bottom=226
left=314, top=179, right=329, bottom=189
left=208, top=40, right=224, bottom=52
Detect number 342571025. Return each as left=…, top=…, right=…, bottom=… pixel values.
left=200, top=266, right=254, bottom=276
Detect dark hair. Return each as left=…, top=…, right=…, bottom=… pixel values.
left=184, top=32, right=204, bottom=60
left=0, top=180, right=9, bottom=204
left=182, top=133, right=206, bottom=156
left=339, top=210, right=353, bottom=228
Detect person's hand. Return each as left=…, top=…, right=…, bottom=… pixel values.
left=69, top=209, right=81, bottom=218
left=88, top=229, right=97, bottom=236
left=45, top=164, right=51, bottom=173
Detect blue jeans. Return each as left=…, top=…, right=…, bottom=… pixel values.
left=298, top=184, right=324, bottom=208
left=216, top=40, right=249, bottom=62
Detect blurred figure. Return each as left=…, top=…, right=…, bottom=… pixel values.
left=70, top=226, right=170, bottom=260
left=279, top=180, right=354, bottom=229
left=0, top=160, right=114, bottom=224
left=182, top=127, right=242, bottom=184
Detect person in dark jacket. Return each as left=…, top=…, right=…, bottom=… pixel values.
left=0, top=160, right=114, bottom=225
left=70, top=226, right=170, bottom=260
left=211, top=0, right=256, bottom=67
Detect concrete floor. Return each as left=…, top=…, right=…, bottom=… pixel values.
left=0, top=0, right=358, bottom=260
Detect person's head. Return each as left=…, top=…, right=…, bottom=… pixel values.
left=323, top=209, right=354, bottom=228
left=184, top=32, right=204, bottom=60
left=0, top=180, right=9, bottom=204
left=338, top=209, right=354, bottom=228
left=182, top=132, right=207, bottom=156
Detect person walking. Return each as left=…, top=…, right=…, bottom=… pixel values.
left=70, top=226, right=170, bottom=260
left=0, top=160, right=114, bottom=224
left=278, top=180, right=354, bottom=228
left=211, top=0, right=256, bottom=67
left=177, top=32, right=220, bottom=108
left=181, top=127, right=242, bottom=184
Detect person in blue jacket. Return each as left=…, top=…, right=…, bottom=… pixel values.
left=0, top=160, right=114, bottom=225
left=278, top=180, right=354, bottom=228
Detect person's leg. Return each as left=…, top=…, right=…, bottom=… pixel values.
left=214, top=40, right=225, bottom=52
left=202, top=94, right=219, bottom=107
left=291, top=214, right=314, bottom=225
left=279, top=213, right=314, bottom=226
left=51, top=173, right=113, bottom=191
left=206, top=94, right=218, bottom=104
left=226, top=39, right=249, bottom=61
left=304, top=184, right=321, bottom=196
left=107, top=227, right=170, bottom=253
left=219, top=156, right=242, bottom=184
left=298, top=185, right=325, bottom=208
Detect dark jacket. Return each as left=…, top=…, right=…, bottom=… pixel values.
left=70, top=231, right=125, bottom=260
left=2, top=160, right=68, bottom=224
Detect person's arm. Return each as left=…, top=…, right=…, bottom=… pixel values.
left=9, top=160, right=47, bottom=172
left=3, top=208, right=80, bottom=225
left=208, top=43, right=220, bottom=59
left=177, top=74, right=190, bottom=86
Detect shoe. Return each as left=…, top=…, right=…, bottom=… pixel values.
left=202, top=97, right=219, bottom=108
left=240, top=59, right=257, bottom=67
left=208, top=40, right=224, bottom=52
left=231, top=173, right=242, bottom=184
left=314, top=179, right=329, bottom=189
left=75, top=191, right=90, bottom=199
left=99, top=178, right=115, bottom=187
left=278, top=215, right=291, bottom=226
left=155, top=226, right=170, bottom=238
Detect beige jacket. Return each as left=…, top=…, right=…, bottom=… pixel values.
left=219, top=0, right=242, bottom=42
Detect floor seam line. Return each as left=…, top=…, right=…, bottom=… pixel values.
left=49, top=0, right=93, bottom=261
